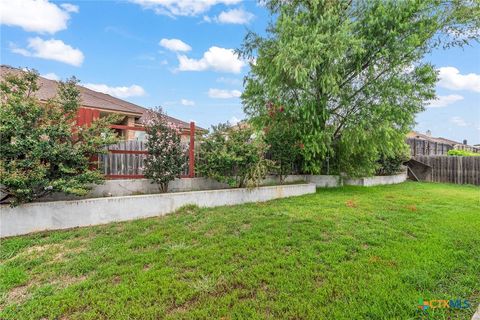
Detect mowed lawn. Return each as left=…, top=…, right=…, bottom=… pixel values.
left=0, top=182, right=479, bottom=319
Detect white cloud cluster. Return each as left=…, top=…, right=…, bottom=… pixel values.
left=180, top=99, right=195, bottom=106
left=0, top=0, right=78, bottom=34
left=208, top=88, right=241, bottom=99
left=159, top=38, right=191, bottom=52
left=438, top=67, right=480, bottom=92
left=11, top=37, right=84, bottom=66
left=84, top=83, right=146, bottom=98
left=178, top=46, right=245, bottom=73
left=427, top=94, right=464, bottom=108
left=130, top=0, right=241, bottom=17
left=217, top=8, right=254, bottom=24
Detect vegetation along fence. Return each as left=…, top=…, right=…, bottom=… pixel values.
left=414, top=155, right=480, bottom=185
left=99, top=122, right=196, bottom=179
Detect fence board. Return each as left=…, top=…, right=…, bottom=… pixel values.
left=99, top=140, right=190, bottom=178
left=414, top=156, right=480, bottom=185
left=406, top=138, right=454, bottom=156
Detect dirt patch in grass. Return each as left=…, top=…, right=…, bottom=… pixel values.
left=345, top=199, right=358, bottom=208
left=1, top=274, right=87, bottom=309
left=406, top=204, right=417, bottom=212
left=2, top=284, right=30, bottom=307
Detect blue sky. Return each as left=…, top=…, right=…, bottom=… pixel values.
left=1, top=0, right=479, bottom=144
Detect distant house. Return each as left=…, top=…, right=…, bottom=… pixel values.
left=0, top=65, right=202, bottom=143
left=407, top=130, right=480, bottom=155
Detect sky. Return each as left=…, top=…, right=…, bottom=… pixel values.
left=0, top=0, right=479, bottom=144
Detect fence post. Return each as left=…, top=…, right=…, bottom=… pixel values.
left=189, top=122, right=195, bottom=178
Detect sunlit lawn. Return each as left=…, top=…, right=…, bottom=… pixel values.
left=1, top=182, right=479, bottom=319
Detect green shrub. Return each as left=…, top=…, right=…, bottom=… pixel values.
left=447, top=149, right=480, bottom=156
left=143, top=107, right=186, bottom=192
left=0, top=70, right=117, bottom=206
left=197, top=123, right=272, bottom=188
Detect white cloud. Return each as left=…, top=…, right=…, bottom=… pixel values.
left=159, top=38, right=191, bottom=52
left=60, top=3, right=79, bottom=13
left=427, top=94, right=464, bottom=108
left=11, top=37, right=84, bottom=66
left=229, top=116, right=241, bottom=125
left=41, top=72, right=60, bottom=81
left=217, top=8, right=254, bottom=24
left=450, top=116, right=467, bottom=127
left=177, top=46, right=245, bottom=73
left=130, top=0, right=241, bottom=17
left=83, top=83, right=146, bottom=98
left=180, top=99, right=195, bottom=106
left=438, top=67, right=480, bottom=92
left=0, top=0, right=77, bottom=34
left=208, top=88, right=242, bottom=99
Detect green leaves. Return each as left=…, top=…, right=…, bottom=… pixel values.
left=0, top=70, right=117, bottom=205
left=239, top=0, right=478, bottom=176
left=197, top=123, right=271, bottom=188
left=143, top=107, right=185, bottom=192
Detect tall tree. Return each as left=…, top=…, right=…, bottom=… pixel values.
left=239, top=0, right=479, bottom=176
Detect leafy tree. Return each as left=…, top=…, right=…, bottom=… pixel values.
left=0, top=70, right=117, bottom=206
left=143, top=107, right=186, bottom=192
left=264, top=102, right=301, bottom=183
left=197, top=123, right=271, bottom=188
left=239, top=0, right=479, bottom=176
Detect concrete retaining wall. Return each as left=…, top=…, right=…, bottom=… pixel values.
left=262, top=175, right=342, bottom=187
left=35, top=175, right=340, bottom=202
left=0, top=184, right=316, bottom=238
left=305, top=175, right=343, bottom=187
left=343, top=172, right=407, bottom=187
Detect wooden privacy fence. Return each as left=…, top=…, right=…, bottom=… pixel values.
left=99, top=140, right=191, bottom=178
left=407, top=138, right=453, bottom=156
left=414, top=156, right=480, bottom=185
left=99, top=122, right=196, bottom=179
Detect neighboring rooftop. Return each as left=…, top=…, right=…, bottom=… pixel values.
left=407, top=131, right=463, bottom=146
left=0, top=65, right=196, bottom=130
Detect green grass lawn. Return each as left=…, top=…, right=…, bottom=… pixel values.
left=1, top=182, right=479, bottom=319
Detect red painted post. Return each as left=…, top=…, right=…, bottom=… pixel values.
left=189, top=122, right=195, bottom=178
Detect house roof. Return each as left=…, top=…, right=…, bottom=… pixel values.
left=407, top=131, right=462, bottom=146
left=0, top=65, right=199, bottom=131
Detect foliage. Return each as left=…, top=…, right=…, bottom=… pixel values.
left=264, top=102, right=302, bottom=182
left=1, top=182, right=479, bottom=320
left=0, top=70, right=117, bottom=206
left=198, top=123, right=271, bottom=188
left=239, top=0, right=479, bottom=176
left=447, top=149, right=480, bottom=157
left=143, top=107, right=186, bottom=192
left=376, top=145, right=410, bottom=176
